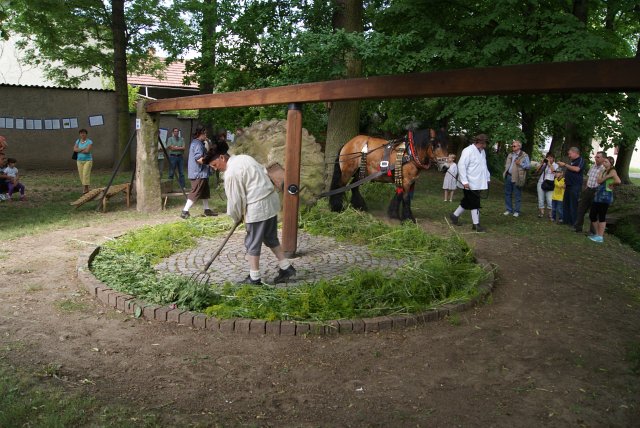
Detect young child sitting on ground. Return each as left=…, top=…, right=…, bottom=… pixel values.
left=551, top=169, right=565, bottom=223
left=3, top=158, right=26, bottom=201
left=442, top=154, right=458, bottom=202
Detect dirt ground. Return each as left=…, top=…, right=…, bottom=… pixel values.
left=1, top=211, right=639, bottom=427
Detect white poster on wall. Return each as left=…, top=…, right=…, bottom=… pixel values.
left=5, top=118, right=14, bottom=129
left=0, top=118, right=5, bottom=128
left=26, top=119, right=34, bottom=130
left=89, top=115, right=104, bottom=126
left=15, top=118, right=24, bottom=129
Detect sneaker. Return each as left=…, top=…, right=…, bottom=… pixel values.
left=471, top=224, right=486, bottom=233
left=273, top=265, right=296, bottom=284
left=513, top=212, right=520, bottom=218
left=503, top=210, right=511, bottom=216
left=449, top=213, right=460, bottom=226
left=588, top=235, right=604, bottom=243
left=203, top=209, right=218, bottom=217
left=180, top=210, right=190, bottom=219
left=238, top=275, right=262, bottom=285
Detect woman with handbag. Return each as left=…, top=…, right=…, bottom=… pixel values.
left=588, top=157, right=620, bottom=243
left=535, top=153, right=557, bottom=219
left=73, top=129, right=93, bottom=194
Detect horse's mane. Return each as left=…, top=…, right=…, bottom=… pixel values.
left=411, top=129, right=432, bottom=150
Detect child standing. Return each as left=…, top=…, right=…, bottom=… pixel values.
left=442, top=154, right=458, bottom=202
left=3, top=158, right=26, bottom=201
left=551, top=169, right=565, bottom=223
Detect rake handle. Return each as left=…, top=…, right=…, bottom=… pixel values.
left=202, top=220, right=241, bottom=273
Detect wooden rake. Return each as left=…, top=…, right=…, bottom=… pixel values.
left=191, top=220, right=242, bottom=285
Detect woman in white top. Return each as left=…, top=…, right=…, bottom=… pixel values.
left=535, top=153, right=558, bottom=219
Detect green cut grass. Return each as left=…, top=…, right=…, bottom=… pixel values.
left=92, top=204, right=487, bottom=321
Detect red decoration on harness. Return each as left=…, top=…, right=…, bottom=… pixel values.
left=396, top=187, right=404, bottom=195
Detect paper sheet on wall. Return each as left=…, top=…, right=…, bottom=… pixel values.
left=15, top=118, right=24, bottom=129
left=89, top=115, right=104, bottom=126
left=159, top=128, right=169, bottom=143
left=5, top=118, right=14, bottom=129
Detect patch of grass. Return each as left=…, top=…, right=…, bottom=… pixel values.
left=93, top=205, right=486, bottom=321
left=447, top=313, right=462, bottom=326
left=0, top=363, right=161, bottom=427
left=25, top=284, right=44, bottom=293
left=627, top=342, right=640, bottom=375
left=55, top=299, right=90, bottom=313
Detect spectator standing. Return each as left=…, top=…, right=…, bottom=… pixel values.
left=551, top=170, right=565, bottom=223
left=442, top=154, right=458, bottom=202
left=180, top=126, right=219, bottom=219
left=502, top=140, right=530, bottom=217
left=534, top=153, right=558, bottom=218
left=166, top=128, right=186, bottom=189
left=572, top=151, right=605, bottom=234
left=449, top=134, right=491, bottom=232
left=204, top=148, right=296, bottom=285
left=588, top=157, right=621, bottom=243
left=557, top=147, right=585, bottom=228
left=73, top=129, right=93, bottom=194
left=3, top=158, right=26, bottom=201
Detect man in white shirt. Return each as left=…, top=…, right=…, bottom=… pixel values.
left=204, top=148, right=295, bottom=285
left=449, top=134, right=491, bottom=232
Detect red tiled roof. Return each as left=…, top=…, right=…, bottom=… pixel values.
left=128, top=60, right=199, bottom=89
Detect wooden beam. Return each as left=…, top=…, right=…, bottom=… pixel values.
left=146, top=58, right=640, bottom=113
left=282, top=104, right=303, bottom=257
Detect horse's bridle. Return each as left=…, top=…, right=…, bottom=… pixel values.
left=407, top=131, right=431, bottom=170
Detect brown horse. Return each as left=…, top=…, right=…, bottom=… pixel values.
left=328, top=129, right=447, bottom=222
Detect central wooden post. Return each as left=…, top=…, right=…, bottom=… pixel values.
left=282, top=103, right=303, bottom=257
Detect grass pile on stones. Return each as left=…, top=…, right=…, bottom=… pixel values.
left=91, top=205, right=487, bottom=322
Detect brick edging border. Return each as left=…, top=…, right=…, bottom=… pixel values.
left=77, top=246, right=495, bottom=336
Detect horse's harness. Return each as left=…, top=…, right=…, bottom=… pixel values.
left=320, top=131, right=430, bottom=198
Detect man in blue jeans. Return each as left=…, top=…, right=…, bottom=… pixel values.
left=502, top=140, right=530, bottom=217
left=557, top=147, right=585, bottom=227
left=166, top=128, right=186, bottom=189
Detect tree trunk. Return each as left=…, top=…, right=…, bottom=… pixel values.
left=548, top=126, right=563, bottom=157
left=615, top=143, right=634, bottom=184
left=572, top=0, right=588, bottom=24
left=323, top=0, right=363, bottom=188
left=615, top=36, right=640, bottom=184
left=521, top=107, right=536, bottom=156
left=112, top=0, right=130, bottom=169
left=200, top=0, right=217, bottom=135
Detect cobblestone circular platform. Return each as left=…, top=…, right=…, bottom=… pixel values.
left=155, top=231, right=399, bottom=286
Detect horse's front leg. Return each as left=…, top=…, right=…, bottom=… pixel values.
left=387, top=189, right=402, bottom=219
left=401, top=183, right=416, bottom=223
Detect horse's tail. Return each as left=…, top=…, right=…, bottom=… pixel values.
left=329, top=151, right=344, bottom=212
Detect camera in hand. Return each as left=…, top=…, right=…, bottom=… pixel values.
left=543, top=159, right=548, bottom=164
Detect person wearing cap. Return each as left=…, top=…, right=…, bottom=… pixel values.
left=449, top=134, right=491, bottom=232
left=502, top=140, right=530, bottom=217
left=180, top=125, right=219, bottom=219
left=203, top=148, right=296, bottom=285
left=556, top=147, right=585, bottom=228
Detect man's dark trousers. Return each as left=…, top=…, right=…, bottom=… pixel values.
left=574, top=186, right=596, bottom=233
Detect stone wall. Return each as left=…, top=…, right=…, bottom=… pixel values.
left=231, top=119, right=325, bottom=206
